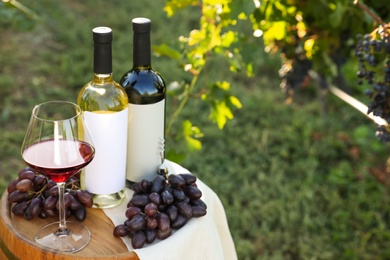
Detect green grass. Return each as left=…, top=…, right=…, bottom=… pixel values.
left=1, top=1, right=390, bottom=259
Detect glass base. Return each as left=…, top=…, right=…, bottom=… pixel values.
left=90, top=188, right=125, bottom=209
left=35, top=221, right=90, bottom=253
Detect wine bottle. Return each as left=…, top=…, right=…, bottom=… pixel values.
left=77, top=27, right=128, bottom=208
left=120, top=18, right=166, bottom=186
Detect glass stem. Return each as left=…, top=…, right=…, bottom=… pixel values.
left=57, top=182, right=68, bottom=235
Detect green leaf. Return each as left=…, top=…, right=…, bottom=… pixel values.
left=221, top=31, right=236, bottom=47
left=210, top=100, right=233, bottom=129
left=230, top=95, right=243, bottom=109
left=216, top=81, right=230, bottom=91
left=229, top=0, right=256, bottom=18
left=152, top=44, right=181, bottom=61
left=263, top=21, right=287, bottom=44
left=188, top=29, right=206, bottom=46
left=182, top=120, right=203, bottom=151
left=164, top=0, right=199, bottom=17
left=328, top=2, right=346, bottom=28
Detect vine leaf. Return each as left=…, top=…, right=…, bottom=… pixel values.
left=182, top=120, right=203, bottom=151
left=152, top=44, right=181, bottom=61
left=164, top=0, right=199, bottom=17
left=202, top=81, right=242, bottom=129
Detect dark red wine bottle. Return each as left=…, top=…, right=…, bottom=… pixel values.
left=119, top=18, right=166, bottom=186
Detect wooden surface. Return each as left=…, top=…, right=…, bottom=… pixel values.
left=0, top=191, right=139, bottom=260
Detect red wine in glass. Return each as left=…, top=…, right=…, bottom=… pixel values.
left=23, top=139, right=94, bottom=183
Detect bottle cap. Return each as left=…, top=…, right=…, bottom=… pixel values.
left=93, top=27, right=112, bottom=43
left=132, top=18, right=151, bottom=33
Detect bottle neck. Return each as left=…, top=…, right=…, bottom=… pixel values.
left=133, top=31, right=151, bottom=67
left=93, top=73, right=113, bottom=84
left=94, top=42, right=112, bottom=74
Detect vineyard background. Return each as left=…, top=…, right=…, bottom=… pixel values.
left=1, top=0, right=390, bottom=259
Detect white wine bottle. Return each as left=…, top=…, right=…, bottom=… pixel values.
left=78, top=27, right=128, bottom=208
left=120, top=18, right=166, bottom=186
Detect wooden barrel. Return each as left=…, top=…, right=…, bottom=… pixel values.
left=0, top=191, right=139, bottom=260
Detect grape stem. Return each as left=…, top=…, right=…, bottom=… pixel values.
left=354, top=0, right=383, bottom=24
left=166, top=73, right=200, bottom=135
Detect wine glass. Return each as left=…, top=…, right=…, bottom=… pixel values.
left=21, top=101, right=95, bottom=252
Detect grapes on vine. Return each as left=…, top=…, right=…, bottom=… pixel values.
left=113, top=171, right=207, bottom=249
left=7, top=167, right=93, bottom=221
left=355, top=21, right=390, bottom=142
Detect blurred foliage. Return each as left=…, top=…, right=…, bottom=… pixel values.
left=0, top=0, right=40, bottom=30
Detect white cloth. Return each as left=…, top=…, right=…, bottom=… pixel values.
left=103, top=160, right=237, bottom=260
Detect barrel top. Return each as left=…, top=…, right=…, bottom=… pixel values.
left=0, top=191, right=139, bottom=260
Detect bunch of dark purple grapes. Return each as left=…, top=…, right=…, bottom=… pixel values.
left=355, top=23, right=390, bottom=141
left=7, top=167, right=93, bottom=221
left=113, top=172, right=207, bottom=249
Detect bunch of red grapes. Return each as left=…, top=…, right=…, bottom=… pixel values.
left=7, top=167, right=93, bottom=221
left=113, top=172, right=207, bottom=249
left=355, top=23, right=390, bottom=141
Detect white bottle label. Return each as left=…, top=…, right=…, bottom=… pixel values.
left=127, top=99, right=165, bottom=182
left=83, top=108, right=128, bottom=194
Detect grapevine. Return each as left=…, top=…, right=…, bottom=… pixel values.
left=354, top=1, right=390, bottom=142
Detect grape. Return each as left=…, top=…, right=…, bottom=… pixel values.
left=12, top=201, right=28, bottom=216
left=41, top=208, right=56, bottom=217
left=145, top=216, right=158, bottom=230
left=8, top=190, right=28, bottom=203
left=191, top=206, right=207, bottom=217
left=171, top=214, right=187, bottom=229
left=172, top=188, right=186, bottom=201
left=151, top=175, right=166, bottom=193
left=18, top=168, right=36, bottom=180
left=132, top=231, right=146, bottom=249
left=69, top=194, right=83, bottom=210
left=140, top=179, right=151, bottom=194
left=75, top=190, right=93, bottom=208
left=148, top=192, right=161, bottom=205
left=144, top=203, right=158, bottom=217
left=166, top=205, right=178, bottom=222
left=167, top=174, right=186, bottom=188
left=160, top=189, right=174, bottom=205
left=156, top=227, right=172, bottom=240
left=113, top=224, right=129, bottom=237
left=144, top=229, right=157, bottom=244
left=25, top=197, right=42, bottom=220
left=131, top=182, right=143, bottom=194
left=7, top=179, right=18, bottom=194
left=16, top=179, right=34, bottom=192
left=191, top=199, right=207, bottom=209
left=176, top=202, right=192, bottom=219
left=39, top=209, right=49, bottom=219
left=127, top=214, right=146, bottom=232
left=156, top=212, right=170, bottom=231
left=179, top=173, right=196, bottom=185
left=7, top=167, right=93, bottom=222
left=130, top=194, right=149, bottom=208
left=184, top=185, right=202, bottom=200
left=114, top=171, right=207, bottom=248
left=126, top=206, right=142, bottom=220
left=47, top=180, right=56, bottom=189
left=49, top=186, right=59, bottom=196
left=33, top=174, right=47, bottom=187
left=43, top=195, right=58, bottom=210
left=72, top=206, right=86, bottom=221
